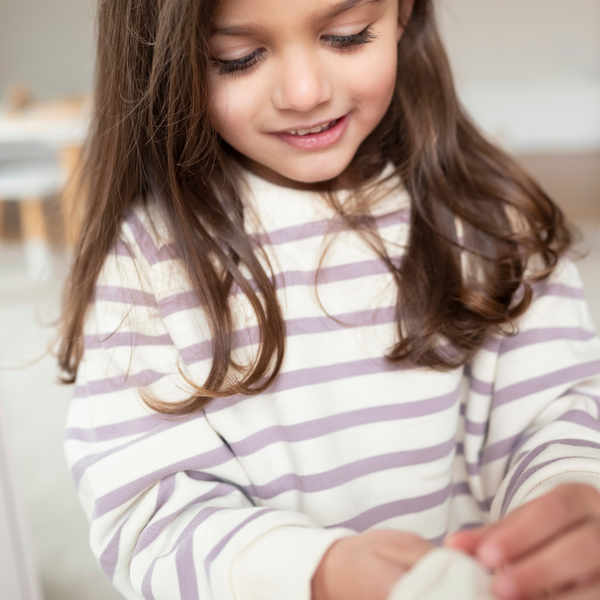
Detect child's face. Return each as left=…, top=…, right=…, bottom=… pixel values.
left=209, top=0, right=405, bottom=187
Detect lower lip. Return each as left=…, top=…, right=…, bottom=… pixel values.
left=272, top=114, right=350, bottom=151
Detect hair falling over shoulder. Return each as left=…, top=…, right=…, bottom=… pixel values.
left=57, top=0, right=572, bottom=415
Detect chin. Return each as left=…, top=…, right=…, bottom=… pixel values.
left=279, top=154, right=354, bottom=184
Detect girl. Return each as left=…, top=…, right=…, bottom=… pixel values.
left=58, top=0, right=600, bottom=599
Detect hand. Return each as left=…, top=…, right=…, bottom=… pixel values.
left=312, top=529, right=433, bottom=600
left=446, top=483, right=600, bottom=599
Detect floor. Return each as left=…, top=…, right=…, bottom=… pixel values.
left=0, top=217, right=599, bottom=600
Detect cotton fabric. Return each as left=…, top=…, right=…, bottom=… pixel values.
left=65, top=167, right=600, bottom=600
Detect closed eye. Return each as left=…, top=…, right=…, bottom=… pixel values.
left=322, top=25, right=378, bottom=50
left=211, top=25, right=378, bottom=76
left=212, top=48, right=266, bottom=77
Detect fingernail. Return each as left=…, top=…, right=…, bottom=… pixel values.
left=493, top=575, right=519, bottom=600
left=478, top=543, right=504, bottom=567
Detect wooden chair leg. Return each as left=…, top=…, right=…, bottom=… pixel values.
left=60, top=144, right=83, bottom=248
left=0, top=200, right=4, bottom=240
left=19, top=198, right=51, bottom=280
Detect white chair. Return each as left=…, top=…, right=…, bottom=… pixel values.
left=0, top=142, right=65, bottom=281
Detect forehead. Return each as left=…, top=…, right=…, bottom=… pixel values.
left=211, top=0, right=386, bottom=31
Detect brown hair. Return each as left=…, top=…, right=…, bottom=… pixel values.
left=57, top=0, right=571, bottom=414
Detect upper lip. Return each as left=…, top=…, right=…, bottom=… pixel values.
left=272, top=115, right=345, bottom=134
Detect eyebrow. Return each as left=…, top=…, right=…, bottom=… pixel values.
left=211, top=0, right=385, bottom=37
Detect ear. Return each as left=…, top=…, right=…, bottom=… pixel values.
left=397, top=0, right=416, bottom=42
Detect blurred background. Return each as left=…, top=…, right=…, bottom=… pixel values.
left=0, top=1, right=598, bottom=599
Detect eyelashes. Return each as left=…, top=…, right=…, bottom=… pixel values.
left=213, top=49, right=266, bottom=77
left=212, top=25, right=378, bottom=77
left=322, top=25, right=378, bottom=50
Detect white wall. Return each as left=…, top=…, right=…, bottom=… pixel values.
left=0, top=0, right=94, bottom=101
left=438, top=0, right=600, bottom=152
left=1, top=0, right=598, bottom=152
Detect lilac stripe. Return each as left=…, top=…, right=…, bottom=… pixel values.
left=428, top=532, right=447, bottom=547
left=230, top=387, right=460, bottom=457
left=465, top=419, right=487, bottom=435
left=558, top=409, right=600, bottom=432
left=465, top=462, right=480, bottom=476
left=69, top=384, right=456, bottom=453
left=134, top=483, right=235, bottom=558
left=203, top=508, right=276, bottom=578
left=452, top=482, right=491, bottom=512
left=176, top=533, right=199, bottom=600
left=180, top=306, right=397, bottom=365
left=71, top=414, right=200, bottom=486
left=481, top=433, right=522, bottom=465
left=155, top=473, right=177, bottom=514
left=92, top=433, right=455, bottom=525
left=74, top=368, right=165, bottom=398
left=141, top=557, right=158, bottom=600
left=127, top=211, right=178, bottom=266
left=464, top=366, right=493, bottom=396
left=93, top=446, right=233, bottom=519
left=253, top=439, right=455, bottom=500
left=92, top=285, right=157, bottom=308
left=538, top=283, right=585, bottom=300
left=110, top=239, right=133, bottom=257
left=85, top=331, right=173, bottom=351
left=499, top=327, right=595, bottom=355
left=207, top=357, right=408, bottom=416
left=99, top=521, right=125, bottom=580
left=493, top=360, right=600, bottom=408
left=157, top=256, right=399, bottom=318
left=328, top=484, right=452, bottom=532
left=501, top=439, right=600, bottom=516
left=458, top=522, right=486, bottom=532
left=70, top=386, right=458, bottom=488
left=250, top=209, right=410, bottom=247
left=564, top=388, right=600, bottom=407
left=127, top=207, right=409, bottom=266
left=65, top=415, right=167, bottom=442
left=141, top=506, right=226, bottom=600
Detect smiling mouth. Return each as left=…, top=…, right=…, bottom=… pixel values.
left=281, top=118, right=341, bottom=136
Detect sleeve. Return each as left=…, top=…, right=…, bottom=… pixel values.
left=64, top=211, right=355, bottom=600
left=463, top=257, right=600, bottom=521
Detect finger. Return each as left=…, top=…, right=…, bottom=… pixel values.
left=551, top=573, right=600, bottom=600
left=445, top=525, right=494, bottom=555
left=491, top=519, right=600, bottom=600
left=477, top=484, right=600, bottom=569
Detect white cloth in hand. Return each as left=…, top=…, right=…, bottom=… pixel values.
left=387, top=548, right=498, bottom=600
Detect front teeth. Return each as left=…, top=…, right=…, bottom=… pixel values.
left=287, top=120, right=337, bottom=136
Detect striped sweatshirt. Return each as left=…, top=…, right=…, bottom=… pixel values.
left=65, top=166, right=600, bottom=600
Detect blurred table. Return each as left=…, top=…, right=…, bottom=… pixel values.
left=0, top=99, right=89, bottom=279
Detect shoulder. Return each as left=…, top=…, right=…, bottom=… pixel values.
left=117, top=199, right=175, bottom=269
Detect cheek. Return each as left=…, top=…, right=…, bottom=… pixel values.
left=209, top=77, right=257, bottom=144
left=345, top=45, right=397, bottom=118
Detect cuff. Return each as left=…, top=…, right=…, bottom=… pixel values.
left=231, top=525, right=356, bottom=600
left=496, top=444, right=600, bottom=518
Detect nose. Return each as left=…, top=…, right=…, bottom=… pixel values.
left=271, top=48, right=333, bottom=112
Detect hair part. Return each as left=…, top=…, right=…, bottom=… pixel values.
left=57, top=0, right=571, bottom=415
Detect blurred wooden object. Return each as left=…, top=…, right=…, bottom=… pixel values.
left=0, top=89, right=88, bottom=275
left=60, top=144, right=83, bottom=248
left=6, top=84, right=35, bottom=114
left=19, top=199, right=46, bottom=241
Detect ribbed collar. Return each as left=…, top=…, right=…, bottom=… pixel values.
left=238, top=162, right=411, bottom=234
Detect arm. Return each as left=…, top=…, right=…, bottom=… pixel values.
left=489, top=258, right=600, bottom=517
left=65, top=209, right=357, bottom=600
left=448, top=258, right=600, bottom=598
